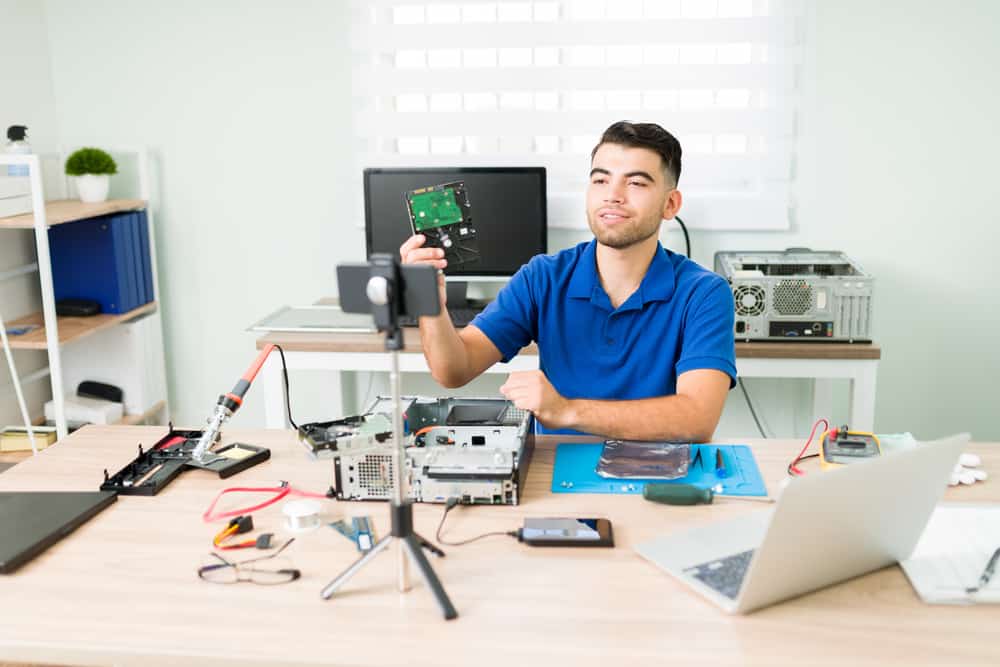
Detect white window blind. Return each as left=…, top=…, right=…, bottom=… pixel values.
left=350, top=0, right=802, bottom=230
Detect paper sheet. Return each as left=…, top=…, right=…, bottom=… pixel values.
left=901, top=504, right=1000, bottom=604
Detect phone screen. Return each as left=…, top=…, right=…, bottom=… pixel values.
left=521, top=518, right=613, bottom=547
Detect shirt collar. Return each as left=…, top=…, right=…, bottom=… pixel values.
left=637, top=243, right=677, bottom=306
left=568, top=239, right=600, bottom=299
left=568, top=239, right=678, bottom=308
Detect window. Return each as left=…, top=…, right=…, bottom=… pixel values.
left=350, top=0, right=803, bottom=230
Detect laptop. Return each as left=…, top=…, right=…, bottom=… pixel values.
left=0, top=491, right=117, bottom=573
left=635, top=433, right=969, bottom=613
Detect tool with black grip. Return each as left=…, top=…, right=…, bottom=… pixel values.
left=643, top=483, right=774, bottom=505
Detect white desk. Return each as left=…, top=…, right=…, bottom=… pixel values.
left=256, top=329, right=881, bottom=432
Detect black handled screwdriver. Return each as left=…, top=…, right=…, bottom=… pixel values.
left=643, top=483, right=715, bottom=505
left=643, top=483, right=774, bottom=505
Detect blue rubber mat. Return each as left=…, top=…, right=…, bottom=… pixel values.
left=551, top=443, right=768, bottom=497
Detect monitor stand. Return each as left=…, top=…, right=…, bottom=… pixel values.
left=446, top=281, right=470, bottom=309
left=445, top=281, right=492, bottom=312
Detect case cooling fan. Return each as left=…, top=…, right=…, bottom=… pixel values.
left=734, top=285, right=766, bottom=317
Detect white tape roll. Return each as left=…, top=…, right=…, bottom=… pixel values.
left=283, top=499, right=321, bottom=532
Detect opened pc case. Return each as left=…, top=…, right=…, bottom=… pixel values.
left=298, top=396, right=534, bottom=505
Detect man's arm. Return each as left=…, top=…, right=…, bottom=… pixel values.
left=420, top=319, right=502, bottom=388
left=399, top=234, right=502, bottom=387
left=500, top=368, right=731, bottom=441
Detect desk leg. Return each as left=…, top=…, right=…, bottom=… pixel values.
left=849, top=362, right=878, bottom=432
left=344, top=371, right=391, bottom=414
left=340, top=370, right=358, bottom=415
left=262, top=354, right=289, bottom=429
left=812, top=379, right=835, bottom=423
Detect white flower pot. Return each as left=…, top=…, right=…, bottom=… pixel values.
left=75, top=174, right=110, bottom=203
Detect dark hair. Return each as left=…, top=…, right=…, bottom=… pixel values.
left=591, top=121, right=682, bottom=186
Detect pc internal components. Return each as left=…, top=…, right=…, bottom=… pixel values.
left=297, top=397, right=533, bottom=505
left=405, top=181, right=479, bottom=266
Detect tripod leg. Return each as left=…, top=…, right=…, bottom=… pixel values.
left=402, top=535, right=458, bottom=620
left=320, top=534, right=393, bottom=600
left=413, top=532, right=445, bottom=558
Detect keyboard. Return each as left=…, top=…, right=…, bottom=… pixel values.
left=684, top=549, right=755, bottom=600
left=398, top=306, right=485, bottom=328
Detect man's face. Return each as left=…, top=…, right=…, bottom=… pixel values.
left=586, top=143, right=674, bottom=250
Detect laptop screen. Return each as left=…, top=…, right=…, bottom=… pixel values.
left=0, top=491, right=117, bottom=573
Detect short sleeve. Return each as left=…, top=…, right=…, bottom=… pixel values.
left=675, top=277, right=737, bottom=388
left=469, top=262, right=538, bottom=363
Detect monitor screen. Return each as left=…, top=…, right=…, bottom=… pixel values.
left=364, top=167, right=547, bottom=278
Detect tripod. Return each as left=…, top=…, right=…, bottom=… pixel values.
left=320, top=257, right=457, bottom=620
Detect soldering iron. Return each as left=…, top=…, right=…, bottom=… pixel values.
left=191, top=344, right=276, bottom=463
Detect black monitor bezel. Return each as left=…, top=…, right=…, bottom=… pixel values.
left=363, top=166, right=548, bottom=278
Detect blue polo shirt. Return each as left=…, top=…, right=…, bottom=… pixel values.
left=470, top=240, right=737, bottom=434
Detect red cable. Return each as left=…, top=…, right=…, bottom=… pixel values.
left=202, top=484, right=328, bottom=523
left=789, top=418, right=829, bottom=476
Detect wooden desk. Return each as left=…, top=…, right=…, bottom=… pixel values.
left=256, top=329, right=881, bottom=431
left=0, top=427, right=995, bottom=667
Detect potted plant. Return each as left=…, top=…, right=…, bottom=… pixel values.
left=65, top=148, right=117, bottom=203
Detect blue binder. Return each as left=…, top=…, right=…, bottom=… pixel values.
left=48, top=211, right=150, bottom=314
left=121, top=213, right=141, bottom=311
left=134, top=211, right=154, bottom=303
left=551, top=443, right=768, bottom=497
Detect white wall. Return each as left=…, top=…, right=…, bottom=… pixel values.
left=0, top=0, right=58, bottom=427
left=30, top=0, right=1000, bottom=440
left=41, top=0, right=355, bottom=428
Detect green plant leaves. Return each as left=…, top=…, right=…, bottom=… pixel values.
left=65, top=148, right=118, bottom=176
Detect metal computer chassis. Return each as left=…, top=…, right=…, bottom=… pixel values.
left=715, top=248, right=875, bottom=342
left=297, top=396, right=534, bottom=506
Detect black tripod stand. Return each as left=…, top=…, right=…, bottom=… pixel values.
left=320, top=255, right=457, bottom=620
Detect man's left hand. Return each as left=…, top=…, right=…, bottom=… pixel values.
left=500, top=370, right=573, bottom=429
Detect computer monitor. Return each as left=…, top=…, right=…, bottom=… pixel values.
left=364, top=167, right=547, bottom=306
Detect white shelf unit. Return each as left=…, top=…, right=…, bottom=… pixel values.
left=0, top=149, right=170, bottom=440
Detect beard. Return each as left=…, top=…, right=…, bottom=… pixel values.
left=587, top=212, right=662, bottom=250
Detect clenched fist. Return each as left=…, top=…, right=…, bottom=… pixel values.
left=500, top=370, right=573, bottom=429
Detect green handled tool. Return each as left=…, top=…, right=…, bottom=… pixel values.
left=643, top=482, right=774, bottom=505
left=643, top=483, right=715, bottom=505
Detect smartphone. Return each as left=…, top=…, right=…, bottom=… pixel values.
left=337, top=256, right=441, bottom=320
left=518, top=517, right=614, bottom=547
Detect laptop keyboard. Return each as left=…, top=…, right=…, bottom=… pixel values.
left=398, top=306, right=484, bottom=328
left=684, top=549, right=756, bottom=600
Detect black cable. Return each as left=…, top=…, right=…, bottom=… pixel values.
left=788, top=453, right=819, bottom=476
left=435, top=497, right=518, bottom=546
left=738, top=377, right=767, bottom=438
left=674, top=215, right=691, bottom=258
left=272, top=344, right=298, bottom=431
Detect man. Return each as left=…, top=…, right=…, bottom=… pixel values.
left=399, top=121, right=736, bottom=441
